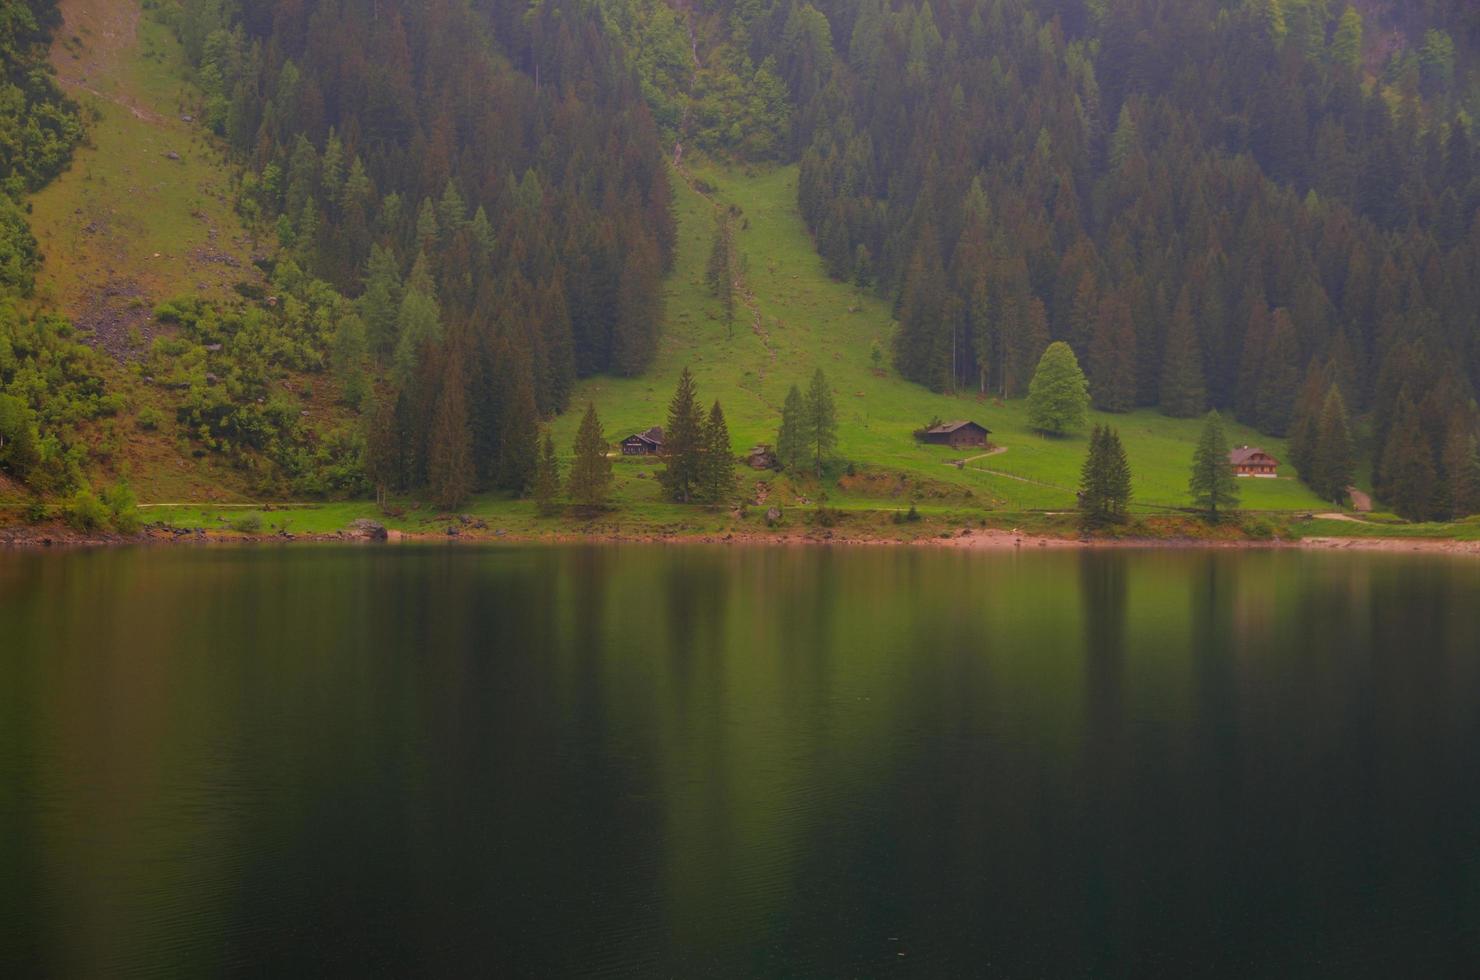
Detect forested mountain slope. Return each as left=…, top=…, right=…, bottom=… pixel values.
left=608, top=0, right=1480, bottom=521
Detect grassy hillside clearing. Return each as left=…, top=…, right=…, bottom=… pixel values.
left=549, top=159, right=1329, bottom=518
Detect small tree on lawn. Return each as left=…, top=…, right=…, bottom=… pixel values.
left=567, top=403, right=612, bottom=509
left=1189, top=411, right=1240, bottom=521
left=534, top=432, right=561, bottom=516
left=776, top=384, right=807, bottom=472
left=1079, top=424, right=1132, bottom=529
left=805, top=367, right=838, bottom=475
left=1027, top=341, right=1090, bottom=435
left=699, top=400, right=736, bottom=504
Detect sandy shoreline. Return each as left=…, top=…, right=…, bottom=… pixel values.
left=3, top=522, right=1479, bottom=555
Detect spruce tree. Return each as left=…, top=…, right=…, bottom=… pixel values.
left=331, top=312, right=368, bottom=408
left=1090, top=293, right=1137, bottom=412
left=659, top=367, right=705, bottom=502
left=1027, top=341, right=1089, bottom=435
left=699, top=401, right=736, bottom=505
left=1159, top=289, right=1206, bottom=418
left=360, top=244, right=402, bottom=359
left=534, top=432, right=560, bottom=517
left=568, top=403, right=613, bottom=509
left=1079, top=425, right=1132, bottom=528
left=1379, top=395, right=1436, bottom=522
left=1310, top=386, right=1354, bottom=504
left=497, top=369, right=539, bottom=495
left=1189, top=411, right=1240, bottom=521
left=1254, top=309, right=1301, bottom=435
left=427, top=353, right=474, bottom=511
left=364, top=388, right=401, bottom=508
left=804, top=368, right=838, bottom=475
left=1287, top=363, right=1328, bottom=480
left=1444, top=424, right=1480, bottom=518
left=776, top=384, right=807, bottom=473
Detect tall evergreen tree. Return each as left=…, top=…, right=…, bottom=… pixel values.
left=1079, top=425, right=1132, bottom=528
left=1310, top=386, right=1354, bottom=504
left=1444, top=423, right=1480, bottom=518
left=1189, top=411, right=1240, bottom=521
left=498, top=369, right=539, bottom=496
left=1090, top=293, right=1137, bottom=412
left=1159, top=290, right=1206, bottom=418
left=1379, top=395, right=1437, bottom=522
left=364, top=388, right=401, bottom=508
left=804, top=367, right=838, bottom=475
left=427, top=352, right=473, bottom=511
left=1254, top=310, right=1301, bottom=436
left=699, top=401, right=736, bottom=504
left=659, top=367, right=705, bottom=502
left=568, top=403, right=613, bottom=509
left=1027, top=341, right=1089, bottom=435
left=534, top=432, right=560, bottom=517
left=776, top=384, right=807, bottom=473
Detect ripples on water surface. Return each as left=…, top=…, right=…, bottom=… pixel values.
left=2, top=544, right=1479, bottom=976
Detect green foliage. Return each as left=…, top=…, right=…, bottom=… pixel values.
left=1379, top=395, right=1437, bottom=521
left=776, top=383, right=807, bottom=473
left=1308, top=387, right=1354, bottom=504
left=1079, top=424, right=1132, bottom=528
left=1189, top=412, right=1240, bottom=521
left=0, top=390, right=38, bottom=477
left=659, top=367, right=705, bottom=502
left=229, top=512, right=264, bottom=534
left=699, top=400, right=736, bottom=505
left=0, top=0, right=84, bottom=192
left=101, top=480, right=142, bottom=534
left=1027, top=341, right=1089, bottom=436
left=428, top=352, right=473, bottom=510
left=1159, top=291, right=1206, bottom=419
left=568, top=402, right=612, bottom=508
left=63, top=487, right=108, bottom=532
left=534, top=432, right=561, bottom=516
left=804, top=368, right=837, bottom=475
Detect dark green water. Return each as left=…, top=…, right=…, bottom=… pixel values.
left=3, top=545, right=1480, bottom=976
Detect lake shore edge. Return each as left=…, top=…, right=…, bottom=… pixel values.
left=5, top=521, right=1480, bottom=555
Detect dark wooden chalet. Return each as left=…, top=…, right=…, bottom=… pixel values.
left=621, top=426, right=665, bottom=456
left=918, top=420, right=991, bottom=450
left=1229, top=446, right=1279, bottom=477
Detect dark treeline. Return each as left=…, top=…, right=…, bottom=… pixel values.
left=744, top=0, right=1480, bottom=519
left=172, top=0, right=674, bottom=501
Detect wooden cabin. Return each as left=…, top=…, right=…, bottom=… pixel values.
left=621, top=426, right=665, bottom=456
left=918, top=420, right=991, bottom=450
left=1229, top=446, right=1279, bottom=477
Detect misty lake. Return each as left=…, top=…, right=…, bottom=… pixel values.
left=3, top=544, right=1479, bottom=975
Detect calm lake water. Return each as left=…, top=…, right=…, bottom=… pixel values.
left=3, top=544, right=1479, bottom=976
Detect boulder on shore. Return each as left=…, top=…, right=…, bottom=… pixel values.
left=346, top=518, right=388, bottom=541
left=765, top=507, right=783, bottom=527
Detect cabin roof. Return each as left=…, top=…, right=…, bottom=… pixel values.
left=624, top=426, right=664, bottom=445
left=925, top=420, right=991, bottom=435
left=1229, top=446, right=1277, bottom=466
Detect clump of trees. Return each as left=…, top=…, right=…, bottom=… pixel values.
left=775, top=368, right=838, bottom=475
left=659, top=368, right=736, bottom=505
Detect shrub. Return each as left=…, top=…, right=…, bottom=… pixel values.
left=230, top=513, right=263, bottom=533
left=102, top=481, right=142, bottom=534
left=64, top=488, right=109, bottom=531
left=136, top=406, right=163, bottom=430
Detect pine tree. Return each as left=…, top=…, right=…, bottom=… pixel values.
left=659, top=367, right=705, bottom=502
left=699, top=401, right=736, bottom=505
left=1159, top=289, right=1206, bottom=418
left=1444, top=424, right=1480, bottom=518
left=1090, top=293, right=1137, bottom=412
left=1079, top=425, right=1132, bottom=528
left=498, top=369, right=539, bottom=495
left=364, top=389, right=401, bottom=508
left=1027, top=341, right=1089, bottom=435
left=776, top=384, right=807, bottom=473
left=360, top=244, right=402, bottom=359
left=534, top=432, right=560, bottom=517
left=567, top=403, right=613, bottom=509
left=1189, top=411, right=1240, bottom=521
left=1254, top=309, right=1301, bottom=435
left=1379, top=395, right=1436, bottom=522
left=804, top=367, right=838, bottom=475
left=331, top=312, right=368, bottom=408
left=1287, top=364, right=1329, bottom=480
left=427, top=353, right=473, bottom=511
left=1310, top=386, right=1354, bottom=504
